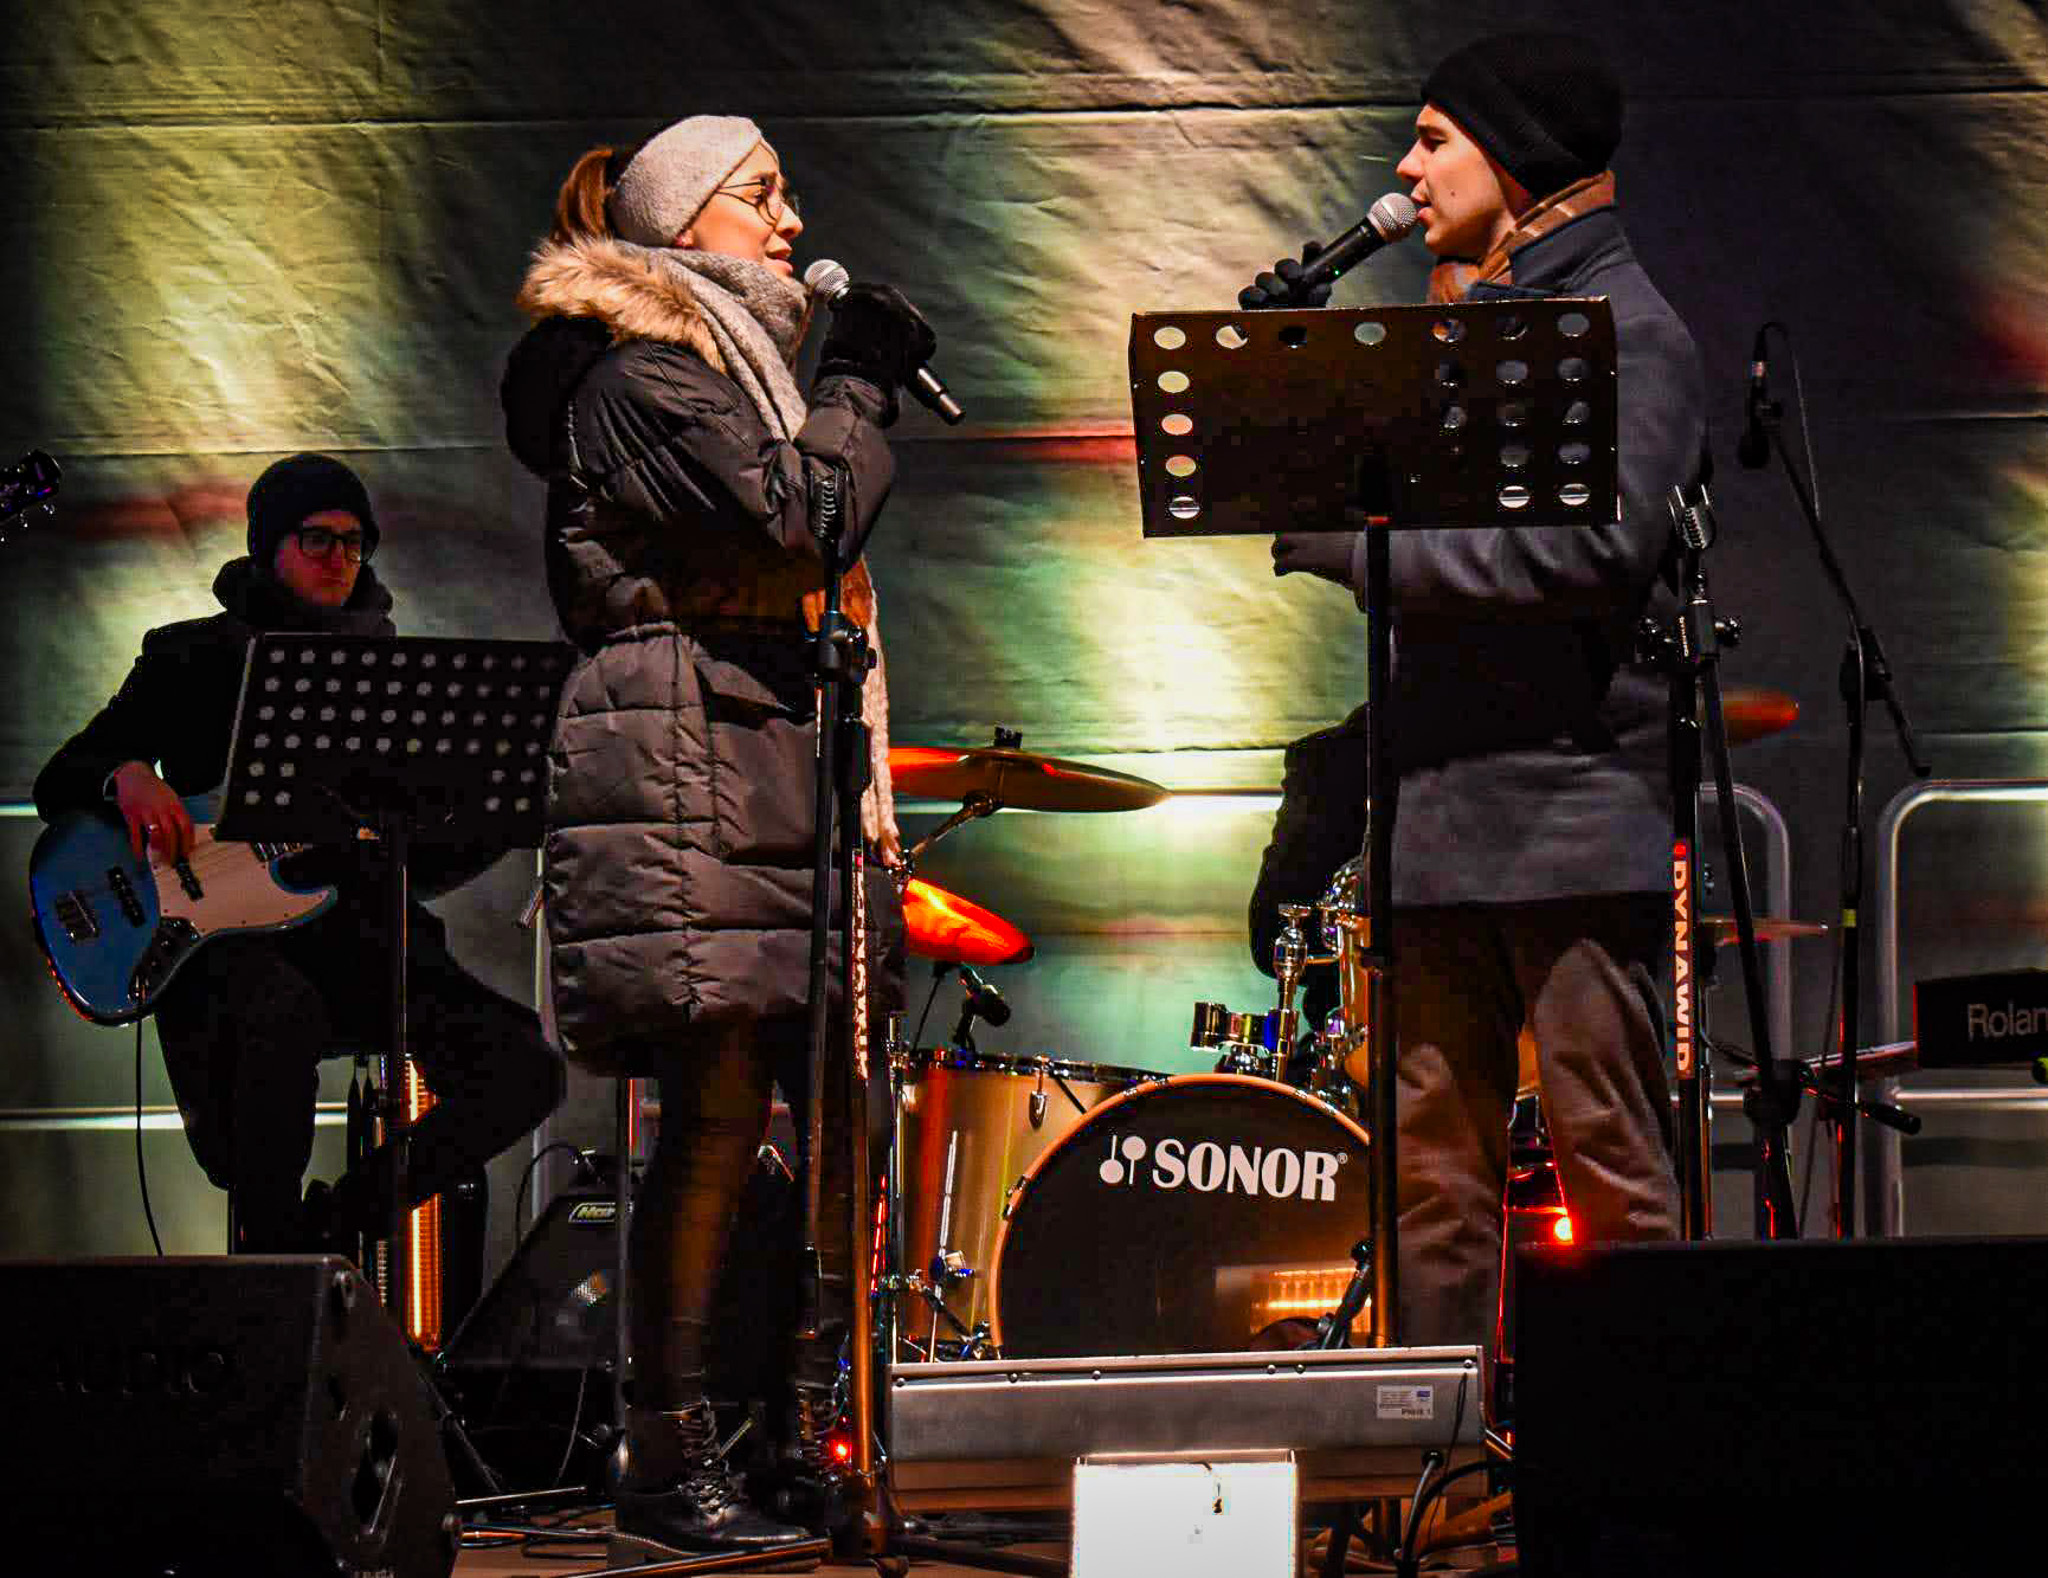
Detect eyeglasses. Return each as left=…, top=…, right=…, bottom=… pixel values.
left=711, top=175, right=801, bottom=227
left=294, top=524, right=372, bottom=563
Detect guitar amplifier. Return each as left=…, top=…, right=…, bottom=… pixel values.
left=1912, top=967, right=2048, bottom=1070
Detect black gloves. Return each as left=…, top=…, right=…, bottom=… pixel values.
left=816, top=282, right=939, bottom=421
left=1238, top=239, right=1332, bottom=311
left=1271, top=530, right=1361, bottom=588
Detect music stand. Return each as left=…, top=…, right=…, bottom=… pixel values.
left=216, top=633, right=574, bottom=1322
left=1130, top=298, right=1621, bottom=1349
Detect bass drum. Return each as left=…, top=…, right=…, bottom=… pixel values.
left=990, top=1074, right=1373, bottom=1358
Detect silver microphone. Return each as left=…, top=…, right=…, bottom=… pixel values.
left=802, top=258, right=963, bottom=424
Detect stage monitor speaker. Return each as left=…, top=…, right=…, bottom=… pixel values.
left=0, top=1255, right=458, bottom=1578
left=1515, top=1237, right=2048, bottom=1576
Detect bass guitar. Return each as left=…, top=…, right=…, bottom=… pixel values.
left=29, top=795, right=337, bottom=1024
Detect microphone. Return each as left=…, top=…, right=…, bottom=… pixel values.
left=1736, top=323, right=1774, bottom=469
left=1289, top=193, right=1420, bottom=299
left=956, top=965, right=1012, bottom=1027
left=803, top=259, right=964, bottom=425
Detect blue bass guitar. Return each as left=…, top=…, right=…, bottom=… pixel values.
left=28, top=795, right=336, bottom=1024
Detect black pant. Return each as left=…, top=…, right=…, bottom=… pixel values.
left=154, top=899, right=563, bottom=1251
left=1393, top=896, right=1681, bottom=1357
left=629, top=1018, right=873, bottom=1413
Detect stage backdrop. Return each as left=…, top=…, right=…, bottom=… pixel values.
left=2, top=1, right=2046, bottom=1266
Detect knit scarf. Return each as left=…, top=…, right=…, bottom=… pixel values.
left=1427, top=171, right=1617, bottom=304
left=641, top=247, right=899, bottom=853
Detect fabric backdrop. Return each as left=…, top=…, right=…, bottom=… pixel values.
left=3, top=0, right=2045, bottom=1251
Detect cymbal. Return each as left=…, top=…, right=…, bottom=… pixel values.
left=1702, top=914, right=1828, bottom=946
left=889, top=746, right=1169, bottom=813
left=902, top=877, right=1034, bottom=966
left=1722, top=687, right=1800, bottom=746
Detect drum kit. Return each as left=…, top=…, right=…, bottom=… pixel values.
left=885, top=734, right=1376, bottom=1374
left=879, top=691, right=1819, bottom=1385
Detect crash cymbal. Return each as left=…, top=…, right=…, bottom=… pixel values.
left=1722, top=687, right=1800, bottom=746
left=1702, top=914, right=1828, bottom=946
left=902, top=877, right=1035, bottom=966
left=889, top=745, right=1169, bottom=813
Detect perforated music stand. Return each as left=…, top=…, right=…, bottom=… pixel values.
left=216, top=633, right=575, bottom=1320
left=1131, top=298, right=1620, bottom=1348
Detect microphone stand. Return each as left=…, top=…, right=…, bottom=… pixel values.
left=1651, top=486, right=1799, bottom=1237
left=1745, top=328, right=1930, bottom=1236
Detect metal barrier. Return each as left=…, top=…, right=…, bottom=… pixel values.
left=1872, top=778, right=2048, bottom=1235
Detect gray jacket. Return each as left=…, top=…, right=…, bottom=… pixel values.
left=1350, top=207, right=1706, bottom=906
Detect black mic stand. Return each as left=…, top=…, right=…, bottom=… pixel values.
left=1642, top=489, right=1798, bottom=1236
left=1743, top=325, right=1931, bottom=1236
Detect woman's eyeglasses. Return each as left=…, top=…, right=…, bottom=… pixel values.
left=712, top=176, right=801, bottom=227
left=295, top=524, right=372, bottom=563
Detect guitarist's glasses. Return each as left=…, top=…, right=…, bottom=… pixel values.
left=295, top=524, right=373, bottom=563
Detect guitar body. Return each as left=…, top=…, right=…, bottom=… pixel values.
left=29, top=794, right=337, bottom=1024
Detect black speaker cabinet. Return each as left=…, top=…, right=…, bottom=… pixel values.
left=1515, top=1237, right=2048, bottom=1576
left=0, top=1256, right=458, bottom=1578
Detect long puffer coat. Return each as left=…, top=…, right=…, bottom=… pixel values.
left=501, top=237, right=902, bottom=1071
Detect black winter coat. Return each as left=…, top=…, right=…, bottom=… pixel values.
left=1343, top=207, right=1707, bottom=906
left=501, top=238, right=903, bottom=1070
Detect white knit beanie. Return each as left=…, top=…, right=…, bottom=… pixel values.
left=610, top=115, right=764, bottom=248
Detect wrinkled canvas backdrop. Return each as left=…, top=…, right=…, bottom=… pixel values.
left=3, top=1, right=2046, bottom=1258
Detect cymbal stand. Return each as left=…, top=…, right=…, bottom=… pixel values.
left=1643, top=485, right=1798, bottom=1237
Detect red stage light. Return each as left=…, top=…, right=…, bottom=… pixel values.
left=1552, top=1214, right=1575, bottom=1244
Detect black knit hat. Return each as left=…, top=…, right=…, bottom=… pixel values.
left=1421, top=32, right=1622, bottom=200
left=246, top=453, right=379, bottom=569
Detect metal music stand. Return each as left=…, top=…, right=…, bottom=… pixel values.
left=216, top=633, right=574, bottom=1323
left=1130, top=297, right=1621, bottom=1351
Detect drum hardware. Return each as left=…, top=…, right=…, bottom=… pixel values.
left=1191, top=1000, right=1279, bottom=1079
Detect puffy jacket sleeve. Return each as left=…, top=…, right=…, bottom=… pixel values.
left=577, top=347, right=896, bottom=560
left=1347, top=300, right=1704, bottom=623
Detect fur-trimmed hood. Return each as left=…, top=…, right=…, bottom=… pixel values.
left=502, top=237, right=738, bottom=478
left=515, top=236, right=726, bottom=370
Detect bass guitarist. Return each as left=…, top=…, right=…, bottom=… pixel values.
left=34, top=453, right=563, bottom=1254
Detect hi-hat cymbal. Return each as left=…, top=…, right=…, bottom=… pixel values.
left=889, top=746, right=1169, bottom=813
left=902, top=877, right=1035, bottom=966
left=1722, top=687, right=1800, bottom=746
left=1702, top=914, right=1828, bottom=946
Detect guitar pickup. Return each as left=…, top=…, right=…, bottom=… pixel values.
left=105, top=867, right=146, bottom=927
left=173, top=859, right=203, bottom=902
left=54, top=891, right=99, bottom=943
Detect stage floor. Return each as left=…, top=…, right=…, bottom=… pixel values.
left=450, top=1511, right=1512, bottom=1575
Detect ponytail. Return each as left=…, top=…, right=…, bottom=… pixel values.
left=548, top=143, right=643, bottom=246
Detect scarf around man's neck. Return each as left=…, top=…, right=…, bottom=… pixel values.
left=1427, top=171, right=1617, bottom=304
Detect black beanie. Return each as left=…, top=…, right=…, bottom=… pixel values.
left=245, top=453, right=379, bottom=569
left=1421, top=32, right=1622, bottom=201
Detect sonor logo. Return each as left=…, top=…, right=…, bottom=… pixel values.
left=1096, top=1134, right=1347, bottom=1201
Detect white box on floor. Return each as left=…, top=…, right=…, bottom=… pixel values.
left=1071, top=1451, right=1295, bottom=1578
